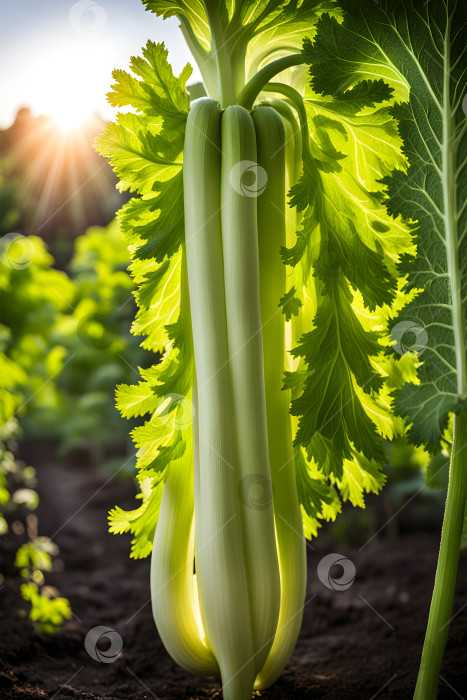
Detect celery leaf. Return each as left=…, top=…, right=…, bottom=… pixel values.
left=307, top=0, right=467, bottom=450
left=96, top=41, right=194, bottom=557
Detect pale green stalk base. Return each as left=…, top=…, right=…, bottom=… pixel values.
left=151, top=253, right=218, bottom=675
left=414, top=412, right=467, bottom=699
left=184, top=98, right=256, bottom=700
left=221, top=105, right=281, bottom=675
left=150, top=433, right=218, bottom=675
left=251, top=106, right=307, bottom=688
left=203, top=0, right=236, bottom=106
left=264, top=100, right=302, bottom=187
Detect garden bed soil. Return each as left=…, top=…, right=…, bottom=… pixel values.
left=1, top=448, right=466, bottom=699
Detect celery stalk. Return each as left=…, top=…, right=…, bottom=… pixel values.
left=220, top=105, right=281, bottom=674
left=150, top=251, right=218, bottom=675
left=184, top=97, right=256, bottom=700
left=414, top=412, right=467, bottom=699
left=252, top=105, right=307, bottom=688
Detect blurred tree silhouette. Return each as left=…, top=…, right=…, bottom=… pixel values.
left=0, top=108, right=125, bottom=264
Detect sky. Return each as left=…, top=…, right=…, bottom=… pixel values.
left=0, top=0, right=202, bottom=128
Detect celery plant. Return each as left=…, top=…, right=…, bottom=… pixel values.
left=96, top=2, right=413, bottom=697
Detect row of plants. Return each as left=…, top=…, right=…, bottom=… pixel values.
left=0, top=337, right=71, bottom=631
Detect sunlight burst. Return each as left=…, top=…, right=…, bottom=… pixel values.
left=51, top=104, right=94, bottom=132
left=25, top=40, right=115, bottom=130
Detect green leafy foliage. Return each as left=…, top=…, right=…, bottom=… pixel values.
left=0, top=235, right=73, bottom=419
left=0, top=253, right=70, bottom=633
left=307, top=12, right=467, bottom=690
left=96, top=43, right=194, bottom=556
left=279, top=286, right=302, bottom=321
left=289, top=280, right=387, bottom=475
left=15, top=539, right=55, bottom=575
left=96, top=40, right=190, bottom=196
left=20, top=582, right=72, bottom=634
left=271, top=31, right=414, bottom=510
left=294, top=449, right=341, bottom=538
left=306, top=0, right=467, bottom=451
left=144, top=1, right=212, bottom=51
left=143, top=0, right=341, bottom=98
left=47, top=222, right=152, bottom=455
left=0, top=353, right=24, bottom=429
left=0, top=415, right=70, bottom=633
left=109, top=476, right=164, bottom=558
left=0, top=223, right=152, bottom=457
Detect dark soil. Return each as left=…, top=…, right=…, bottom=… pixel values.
left=1, top=446, right=466, bottom=699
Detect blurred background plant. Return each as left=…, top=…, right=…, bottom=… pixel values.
left=0, top=348, right=71, bottom=632
left=0, top=221, right=153, bottom=471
